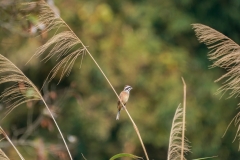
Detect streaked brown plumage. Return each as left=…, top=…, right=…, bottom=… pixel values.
left=116, top=85, right=133, bottom=120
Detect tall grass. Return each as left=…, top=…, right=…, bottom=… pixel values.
left=167, top=78, right=190, bottom=160
left=0, top=2, right=219, bottom=160
left=0, top=51, right=72, bottom=159
left=0, top=50, right=191, bottom=159
left=192, top=23, right=240, bottom=150
left=25, top=1, right=150, bottom=159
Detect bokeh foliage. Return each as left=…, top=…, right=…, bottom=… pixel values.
left=0, top=0, right=240, bottom=159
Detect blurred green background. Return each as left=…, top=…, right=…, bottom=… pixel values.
left=1, top=0, right=240, bottom=159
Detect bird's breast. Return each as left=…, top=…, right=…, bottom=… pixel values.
left=121, top=91, right=129, bottom=103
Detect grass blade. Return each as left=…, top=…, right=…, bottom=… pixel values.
left=110, top=153, right=143, bottom=160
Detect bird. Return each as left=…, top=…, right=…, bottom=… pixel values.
left=116, top=85, right=133, bottom=120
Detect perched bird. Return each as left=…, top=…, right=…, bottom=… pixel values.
left=116, top=85, right=133, bottom=120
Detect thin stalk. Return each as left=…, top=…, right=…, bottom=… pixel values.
left=192, top=155, right=218, bottom=160
left=41, top=100, right=72, bottom=160
left=85, top=48, right=149, bottom=160
left=3, top=54, right=73, bottom=160
left=60, top=15, right=149, bottom=160
left=0, top=127, right=25, bottom=160
left=181, top=77, right=186, bottom=160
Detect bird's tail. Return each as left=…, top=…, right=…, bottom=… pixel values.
left=116, top=111, right=120, bottom=120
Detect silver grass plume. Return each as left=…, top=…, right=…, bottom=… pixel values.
left=192, top=23, right=240, bottom=98
left=0, top=54, right=72, bottom=159
left=192, top=24, right=240, bottom=150
left=167, top=104, right=190, bottom=160
left=167, top=78, right=190, bottom=160
left=0, top=54, right=41, bottom=118
left=24, top=1, right=86, bottom=85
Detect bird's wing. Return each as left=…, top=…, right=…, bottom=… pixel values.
left=117, top=92, right=124, bottom=106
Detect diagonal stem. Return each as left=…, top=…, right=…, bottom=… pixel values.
left=61, top=18, right=149, bottom=160
left=4, top=54, right=73, bottom=160
left=0, top=127, right=25, bottom=160
left=85, top=47, right=149, bottom=160
left=41, top=100, right=73, bottom=160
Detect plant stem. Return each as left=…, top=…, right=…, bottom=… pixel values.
left=181, top=77, right=186, bottom=160
left=62, top=19, right=149, bottom=160
left=0, top=127, right=25, bottom=160
left=41, top=100, right=73, bottom=160
left=6, top=55, right=73, bottom=160
left=85, top=47, right=149, bottom=160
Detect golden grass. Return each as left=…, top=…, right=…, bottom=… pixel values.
left=167, top=78, right=190, bottom=160
left=0, top=54, right=72, bottom=159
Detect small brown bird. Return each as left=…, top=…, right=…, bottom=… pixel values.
left=116, top=85, right=133, bottom=120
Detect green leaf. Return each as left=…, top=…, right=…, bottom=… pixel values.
left=109, top=153, right=143, bottom=160
left=193, top=155, right=218, bottom=160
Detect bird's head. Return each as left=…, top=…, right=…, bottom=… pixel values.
left=124, top=85, right=133, bottom=92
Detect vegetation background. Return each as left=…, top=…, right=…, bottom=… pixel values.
left=1, top=0, right=240, bottom=159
